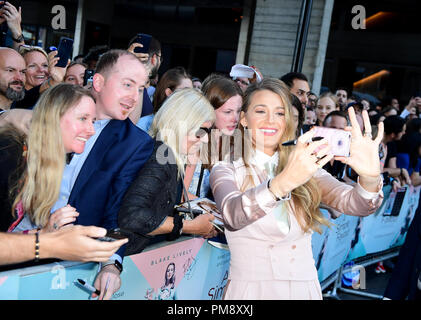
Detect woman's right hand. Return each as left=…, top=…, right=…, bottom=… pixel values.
left=42, top=225, right=128, bottom=262
left=269, top=129, right=333, bottom=198
left=183, top=213, right=218, bottom=239
left=43, top=204, right=79, bottom=233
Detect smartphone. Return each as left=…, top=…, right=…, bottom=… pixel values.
left=132, top=33, right=152, bottom=54
left=83, top=69, right=94, bottom=86
left=97, top=228, right=129, bottom=242
left=56, top=37, right=74, bottom=68
left=312, top=126, right=351, bottom=157
left=387, top=187, right=407, bottom=217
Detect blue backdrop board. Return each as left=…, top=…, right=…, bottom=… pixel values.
left=359, top=187, right=410, bottom=255
left=346, top=185, right=393, bottom=261
left=313, top=209, right=359, bottom=282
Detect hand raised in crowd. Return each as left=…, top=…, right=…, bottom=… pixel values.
left=269, top=130, right=333, bottom=198
left=42, top=204, right=79, bottom=233
left=42, top=225, right=128, bottom=262
left=183, top=213, right=218, bottom=239
left=0, top=2, right=22, bottom=38
left=47, top=50, right=70, bottom=84
left=127, top=42, right=149, bottom=63
left=335, top=107, right=383, bottom=191
left=405, top=97, right=416, bottom=111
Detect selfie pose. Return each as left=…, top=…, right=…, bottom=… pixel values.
left=209, top=78, right=384, bottom=300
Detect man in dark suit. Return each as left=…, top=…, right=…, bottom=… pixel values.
left=51, top=49, right=154, bottom=299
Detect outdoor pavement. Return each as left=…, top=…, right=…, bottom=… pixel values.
left=324, top=259, right=395, bottom=300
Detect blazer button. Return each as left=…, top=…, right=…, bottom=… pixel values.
left=167, top=200, right=170, bottom=204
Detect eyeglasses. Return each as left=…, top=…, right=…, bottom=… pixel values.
left=155, top=53, right=163, bottom=63
left=195, top=127, right=212, bottom=139
left=236, top=79, right=250, bottom=86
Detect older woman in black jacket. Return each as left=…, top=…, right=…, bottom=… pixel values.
left=118, top=88, right=218, bottom=255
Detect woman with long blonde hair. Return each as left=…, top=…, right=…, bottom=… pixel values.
left=7, top=83, right=96, bottom=233
left=209, top=78, right=385, bottom=299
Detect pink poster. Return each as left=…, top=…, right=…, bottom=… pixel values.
left=130, top=237, right=205, bottom=300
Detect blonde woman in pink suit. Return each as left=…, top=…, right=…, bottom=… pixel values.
left=209, top=78, right=384, bottom=300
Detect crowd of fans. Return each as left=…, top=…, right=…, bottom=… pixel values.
left=0, top=2, right=420, bottom=300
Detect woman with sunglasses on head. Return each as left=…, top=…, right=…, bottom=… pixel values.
left=209, top=78, right=384, bottom=300
left=118, top=88, right=218, bottom=256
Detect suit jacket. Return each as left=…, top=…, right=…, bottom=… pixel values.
left=209, top=158, right=384, bottom=281
left=118, top=140, right=180, bottom=256
left=68, top=119, right=154, bottom=257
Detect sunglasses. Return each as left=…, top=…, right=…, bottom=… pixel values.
left=195, top=127, right=212, bottom=139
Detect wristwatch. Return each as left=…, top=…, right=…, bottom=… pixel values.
left=102, top=259, right=123, bottom=274
left=12, top=34, right=24, bottom=43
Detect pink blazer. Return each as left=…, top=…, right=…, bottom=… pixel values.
left=209, top=158, right=384, bottom=281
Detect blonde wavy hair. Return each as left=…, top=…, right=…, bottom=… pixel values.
left=149, top=88, right=215, bottom=176
left=12, top=83, right=94, bottom=227
left=239, top=78, right=330, bottom=234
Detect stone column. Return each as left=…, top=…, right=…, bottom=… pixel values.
left=237, top=0, right=334, bottom=94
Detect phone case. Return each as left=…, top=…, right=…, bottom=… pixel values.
left=312, top=126, right=351, bottom=157
left=83, top=70, right=94, bottom=86
left=56, top=37, right=74, bottom=68
left=133, top=33, right=152, bottom=53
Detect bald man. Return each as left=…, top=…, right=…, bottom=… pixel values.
left=0, top=47, right=26, bottom=111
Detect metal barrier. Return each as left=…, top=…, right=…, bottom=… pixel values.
left=0, top=185, right=418, bottom=300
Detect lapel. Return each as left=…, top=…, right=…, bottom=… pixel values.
left=69, top=120, right=121, bottom=202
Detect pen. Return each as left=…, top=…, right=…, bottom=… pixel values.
left=175, top=207, right=203, bottom=216
left=282, top=136, right=324, bottom=146
left=211, top=221, right=224, bottom=233
left=76, top=278, right=100, bottom=295
left=103, top=276, right=111, bottom=298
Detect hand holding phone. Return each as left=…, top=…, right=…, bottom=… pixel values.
left=131, top=33, right=152, bottom=54
left=312, top=126, right=351, bottom=157
left=56, top=37, right=74, bottom=68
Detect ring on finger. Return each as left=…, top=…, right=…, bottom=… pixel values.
left=364, top=132, right=372, bottom=138
left=313, top=154, right=323, bottom=163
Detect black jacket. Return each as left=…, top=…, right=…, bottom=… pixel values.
left=118, top=140, right=180, bottom=256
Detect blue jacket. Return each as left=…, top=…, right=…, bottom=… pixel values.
left=68, top=119, right=154, bottom=257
